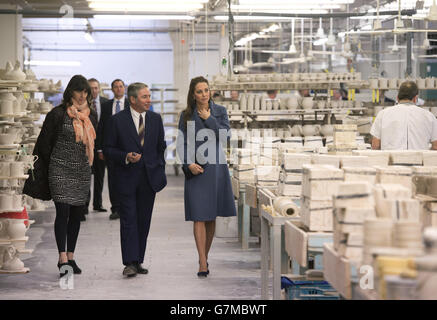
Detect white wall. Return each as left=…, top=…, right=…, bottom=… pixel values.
left=0, top=13, right=23, bottom=66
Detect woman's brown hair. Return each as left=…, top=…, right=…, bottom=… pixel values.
left=182, top=76, right=211, bottom=130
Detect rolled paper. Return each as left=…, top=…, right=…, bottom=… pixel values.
left=273, top=197, right=299, bottom=217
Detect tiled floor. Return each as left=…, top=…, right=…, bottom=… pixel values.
left=0, top=173, right=263, bottom=300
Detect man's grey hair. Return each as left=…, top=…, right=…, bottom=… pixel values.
left=127, top=82, right=148, bottom=100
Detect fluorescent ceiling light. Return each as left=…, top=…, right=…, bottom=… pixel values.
left=89, top=0, right=207, bottom=2
left=24, top=60, right=81, bottom=67
left=233, top=4, right=342, bottom=10
left=237, top=0, right=354, bottom=4
left=93, top=14, right=195, bottom=20
left=84, top=32, right=95, bottom=43
left=215, top=12, right=327, bottom=21
left=88, top=2, right=203, bottom=11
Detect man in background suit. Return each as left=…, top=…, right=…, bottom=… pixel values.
left=88, top=78, right=108, bottom=214
left=103, top=82, right=167, bottom=277
left=97, top=79, right=130, bottom=220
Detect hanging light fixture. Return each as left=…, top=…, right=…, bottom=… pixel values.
left=423, top=21, right=431, bottom=49
left=373, top=0, right=382, bottom=30
left=289, top=18, right=297, bottom=53
left=395, top=0, right=404, bottom=29
left=316, top=17, right=325, bottom=38
left=427, top=0, right=437, bottom=21
left=391, top=34, right=399, bottom=52
left=326, top=14, right=336, bottom=47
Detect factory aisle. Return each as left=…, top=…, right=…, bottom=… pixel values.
left=0, top=175, right=262, bottom=300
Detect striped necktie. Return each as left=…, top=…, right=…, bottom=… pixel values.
left=138, top=114, right=145, bottom=147
left=115, top=100, right=121, bottom=113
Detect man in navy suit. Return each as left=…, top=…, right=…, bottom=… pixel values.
left=97, top=79, right=130, bottom=220
left=103, top=82, right=167, bottom=277
left=88, top=78, right=108, bottom=215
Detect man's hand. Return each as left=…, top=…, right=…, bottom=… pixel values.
left=188, top=163, right=204, bottom=175
left=127, top=152, right=142, bottom=163
left=97, top=151, right=105, bottom=161
left=371, top=137, right=381, bottom=150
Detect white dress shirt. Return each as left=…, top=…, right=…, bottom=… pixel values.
left=130, top=107, right=146, bottom=134
left=125, top=107, right=146, bottom=164
left=112, top=96, right=126, bottom=115
left=370, top=102, right=437, bottom=150
left=94, top=96, right=102, bottom=121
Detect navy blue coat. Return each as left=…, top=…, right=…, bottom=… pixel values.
left=103, top=108, right=167, bottom=194
left=177, top=102, right=236, bottom=221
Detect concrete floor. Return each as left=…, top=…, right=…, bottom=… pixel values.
left=0, top=173, right=263, bottom=300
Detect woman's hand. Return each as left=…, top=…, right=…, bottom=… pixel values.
left=188, top=163, right=204, bottom=175
left=197, top=108, right=210, bottom=120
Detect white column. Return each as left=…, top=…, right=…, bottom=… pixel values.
left=169, top=22, right=190, bottom=102
left=0, top=8, right=23, bottom=67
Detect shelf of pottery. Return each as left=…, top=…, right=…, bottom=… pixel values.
left=211, top=72, right=370, bottom=153
left=233, top=124, right=437, bottom=299
left=0, top=60, right=60, bottom=274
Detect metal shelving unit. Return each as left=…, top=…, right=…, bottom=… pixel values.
left=150, top=87, right=181, bottom=176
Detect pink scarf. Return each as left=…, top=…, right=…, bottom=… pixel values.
left=66, top=100, right=96, bottom=165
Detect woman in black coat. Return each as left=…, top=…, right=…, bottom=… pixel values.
left=24, top=75, right=97, bottom=277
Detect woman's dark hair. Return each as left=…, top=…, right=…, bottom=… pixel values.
left=182, top=76, right=211, bottom=130
left=63, top=74, right=92, bottom=106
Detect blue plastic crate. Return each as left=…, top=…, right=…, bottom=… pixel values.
left=282, top=277, right=340, bottom=300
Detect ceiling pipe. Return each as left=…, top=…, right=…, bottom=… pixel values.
left=0, top=8, right=417, bottom=19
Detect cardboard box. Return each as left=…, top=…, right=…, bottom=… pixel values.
left=343, top=166, right=377, bottom=185
left=301, top=196, right=333, bottom=232
left=302, top=164, right=344, bottom=200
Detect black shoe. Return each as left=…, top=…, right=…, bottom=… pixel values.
left=123, top=264, right=137, bottom=277
left=80, top=214, right=86, bottom=222
left=134, top=262, right=149, bottom=274
left=57, top=262, right=70, bottom=278
left=199, top=261, right=209, bottom=275
left=93, top=207, right=107, bottom=212
left=84, top=207, right=89, bottom=215
left=68, top=260, right=82, bottom=274
left=197, top=271, right=208, bottom=278
left=109, top=211, right=120, bottom=220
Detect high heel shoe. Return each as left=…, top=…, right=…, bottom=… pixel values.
left=197, top=271, right=208, bottom=278
left=198, top=261, right=209, bottom=278
left=68, top=260, right=82, bottom=274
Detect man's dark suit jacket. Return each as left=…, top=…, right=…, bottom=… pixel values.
left=96, top=97, right=130, bottom=151
left=103, top=108, right=167, bottom=193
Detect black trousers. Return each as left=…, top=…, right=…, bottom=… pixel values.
left=106, top=160, right=120, bottom=213
left=54, top=202, right=84, bottom=253
left=119, top=168, right=156, bottom=265
left=92, top=151, right=106, bottom=209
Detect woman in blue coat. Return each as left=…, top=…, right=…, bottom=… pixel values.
left=177, top=76, right=236, bottom=278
